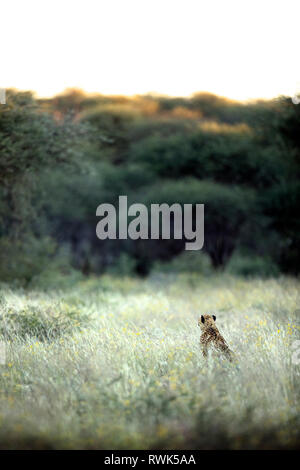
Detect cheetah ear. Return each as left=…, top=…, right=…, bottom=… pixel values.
left=201, top=315, right=205, bottom=323
left=212, top=315, right=216, bottom=321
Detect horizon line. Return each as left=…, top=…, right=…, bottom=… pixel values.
left=2, top=86, right=290, bottom=105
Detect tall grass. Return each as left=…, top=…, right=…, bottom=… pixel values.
left=0, top=274, right=299, bottom=449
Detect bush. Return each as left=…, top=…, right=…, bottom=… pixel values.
left=152, top=251, right=212, bottom=275
left=29, top=264, right=85, bottom=291
left=106, top=253, right=138, bottom=276
left=129, top=128, right=288, bottom=188
left=226, top=253, right=280, bottom=277
left=0, top=304, right=88, bottom=341
left=0, top=236, right=56, bottom=286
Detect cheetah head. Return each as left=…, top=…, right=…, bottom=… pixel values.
left=198, top=314, right=216, bottom=330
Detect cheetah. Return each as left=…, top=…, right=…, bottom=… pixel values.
left=198, top=314, right=234, bottom=362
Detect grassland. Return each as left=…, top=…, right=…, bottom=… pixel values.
left=0, top=273, right=299, bottom=449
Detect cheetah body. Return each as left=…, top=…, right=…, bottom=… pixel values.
left=198, top=314, right=234, bottom=361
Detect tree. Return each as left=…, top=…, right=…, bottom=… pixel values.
left=0, top=90, right=89, bottom=238
left=135, top=179, right=257, bottom=271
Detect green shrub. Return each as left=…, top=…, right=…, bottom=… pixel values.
left=30, top=266, right=84, bottom=291
left=29, top=245, right=85, bottom=290
left=0, top=304, right=88, bottom=341
left=227, top=253, right=280, bottom=277
left=152, top=251, right=212, bottom=275
left=106, top=253, right=138, bottom=276
left=0, top=236, right=56, bottom=286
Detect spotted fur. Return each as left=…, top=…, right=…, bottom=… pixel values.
left=198, top=314, right=234, bottom=361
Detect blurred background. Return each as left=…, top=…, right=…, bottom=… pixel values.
left=0, top=88, right=299, bottom=285
left=0, top=0, right=299, bottom=286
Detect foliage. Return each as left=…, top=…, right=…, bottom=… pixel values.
left=0, top=236, right=56, bottom=286
left=0, top=89, right=299, bottom=279
left=0, top=304, right=86, bottom=341
left=227, top=253, right=280, bottom=277
left=138, top=179, right=257, bottom=269
left=0, top=90, right=90, bottom=238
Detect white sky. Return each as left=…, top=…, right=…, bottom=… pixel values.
left=1, top=0, right=300, bottom=101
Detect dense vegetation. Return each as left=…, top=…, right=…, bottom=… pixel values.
left=0, top=88, right=299, bottom=283
left=0, top=274, right=299, bottom=449
left=0, top=90, right=299, bottom=450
